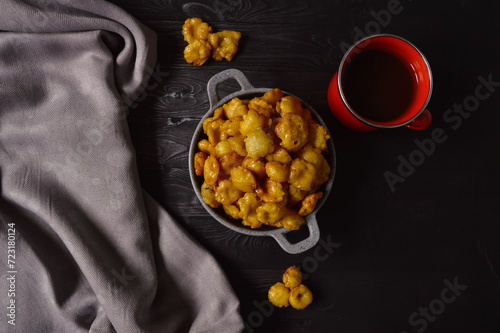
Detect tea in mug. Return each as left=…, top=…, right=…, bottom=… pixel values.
left=341, top=48, right=416, bottom=123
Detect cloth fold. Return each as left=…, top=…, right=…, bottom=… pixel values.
left=0, top=0, right=243, bottom=332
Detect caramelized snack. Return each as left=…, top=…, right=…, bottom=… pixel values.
left=297, top=145, right=331, bottom=187
left=223, top=97, right=248, bottom=119
left=265, top=161, right=289, bottom=183
left=262, top=88, right=285, bottom=107
left=201, top=182, right=219, bottom=209
left=208, top=30, right=241, bottom=61
left=282, top=266, right=302, bottom=289
left=183, top=39, right=211, bottom=67
left=256, top=202, right=285, bottom=225
left=194, top=152, right=207, bottom=176
left=237, top=193, right=262, bottom=229
left=298, top=192, right=323, bottom=216
left=289, top=284, right=313, bottom=310
left=256, top=177, right=287, bottom=204
left=194, top=88, right=331, bottom=229
left=182, top=18, right=241, bottom=66
left=245, top=127, right=274, bottom=159
left=288, top=158, right=317, bottom=191
left=276, top=95, right=304, bottom=116
left=182, top=18, right=212, bottom=44
left=230, top=166, right=257, bottom=193
left=197, top=139, right=216, bottom=156
left=215, top=179, right=243, bottom=206
left=275, top=113, right=309, bottom=152
left=268, top=266, right=313, bottom=310
left=268, top=282, right=290, bottom=308
left=278, top=208, right=304, bottom=231
left=242, top=157, right=266, bottom=179
left=203, top=155, right=219, bottom=186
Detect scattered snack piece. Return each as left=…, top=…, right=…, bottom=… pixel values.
left=268, top=282, right=290, bottom=308
left=182, top=18, right=241, bottom=66
left=183, top=40, right=212, bottom=67
left=289, top=284, right=313, bottom=310
left=194, top=88, right=331, bottom=230
left=282, top=266, right=302, bottom=289
left=208, top=30, right=241, bottom=61
left=182, top=17, right=212, bottom=44
left=268, top=266, right=313, bottom=310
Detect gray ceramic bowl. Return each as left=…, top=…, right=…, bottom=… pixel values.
left=189, top=69, right=336, bottom=254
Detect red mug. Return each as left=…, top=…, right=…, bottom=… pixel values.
left=327, top=34, right=433, bottom=131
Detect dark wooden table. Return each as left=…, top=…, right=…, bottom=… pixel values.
left=115, top=0, right=500, bottom=332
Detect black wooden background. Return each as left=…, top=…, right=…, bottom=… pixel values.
left=114, top=0, right=500, bottom=332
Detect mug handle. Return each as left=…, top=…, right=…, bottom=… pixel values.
left=405, top=109, right=432, bottom=130
left=271, top=214, right=320, bottom=254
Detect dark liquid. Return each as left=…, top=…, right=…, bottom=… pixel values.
left=342, top=49, right=415, bottom=122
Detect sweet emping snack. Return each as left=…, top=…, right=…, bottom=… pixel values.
left=194, top=88, right=331, bottom=230
left=268, top=266, right=313, bottom=309
left=182, top=18, right=241, bottom=66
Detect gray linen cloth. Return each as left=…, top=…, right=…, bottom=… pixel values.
left=0, top=0, right=244, bottom=332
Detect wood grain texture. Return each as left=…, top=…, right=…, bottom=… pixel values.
left=120, top=0, right=500, bottom=332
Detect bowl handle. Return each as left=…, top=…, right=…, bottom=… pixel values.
left=207, top=69, right=255, bottom=110
left=271, top=214, right=321, bottom=254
